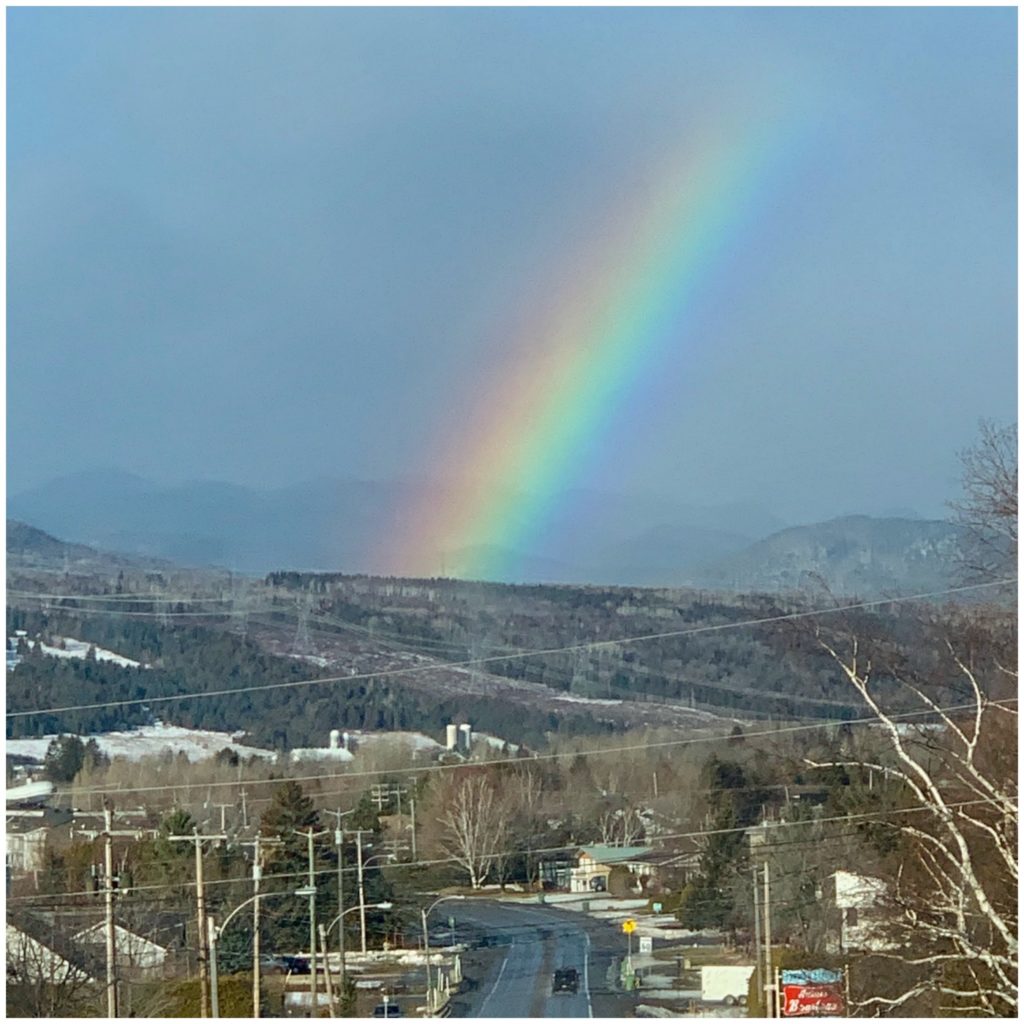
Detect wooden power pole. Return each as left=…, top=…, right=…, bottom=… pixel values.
left=239, top=834, right=282, bottom=1018
left=103, top=805, right=118, bottom=1018
left=168, top=829, right=227, bottom=1017
left=752, top=863, right=763, bottom=1000
left=763, top=860, right=774, bottom=1017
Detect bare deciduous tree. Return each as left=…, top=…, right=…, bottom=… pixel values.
left=597, top=805, right=646, bottom=846
left=495, top=766, right=546, bottom=886
left=6, top=922, right=99, bottom=1017
left=436, top=773, right=509, bottom=889
left=807, top=625, right=1017, bottom=1017
left=950, top=420, right=1017, bottom=584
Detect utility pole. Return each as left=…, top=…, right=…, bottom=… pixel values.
left=208, top=917, right=220, bottom=1018
left=212, top=802, right=233, bottom=834
left=324, top=811, right=351, bottom=994
left=354, top=827, right=370, bottom=954
left=168, top=829, right=227, bottom=1017
left=752, top=864, right=763, bottom=1000
left=318, top=924, right=337, bottom=1017
left=252, top=838, right=263, bottom=1020
left=103, top=805, right=118, bottom=1019
left=763, top=861, right=774, bottom=1018
left=293, top=826, right=332, bottom=1016
left=388, top=785, right=406, bottom=821
left=406, top=778, right=419, bottom=862
left=409, top=794, right=417, bottom=861
left=421, top=907, right=432, bottom=1013
left=348, top=829, right=373, bottom=954
left=304, top=829, right=319, bottom=1017
left=239, top=835, right=282, bottom=1018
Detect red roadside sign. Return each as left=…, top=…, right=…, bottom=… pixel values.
left=781, top=983, right=846, bottom=1017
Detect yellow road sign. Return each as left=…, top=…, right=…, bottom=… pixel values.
left=622, top=919, right=637, bottom=934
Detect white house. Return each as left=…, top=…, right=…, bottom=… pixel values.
left=6, top=923, right=95, bottom=985
left=570, top=845, right=656, bottom=893
left=73, top=923, right=171, bottom=976
left=825, top=870, right=894, bottom=954
left=6, top=823, right=50, bottom=875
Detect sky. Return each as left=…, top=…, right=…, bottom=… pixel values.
left=7, top=6, right=1017, bottom=526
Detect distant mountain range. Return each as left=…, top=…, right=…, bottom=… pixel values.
left=7, top=470, right=963, bottom=596
left=683, top=515, right=962, bottom=597
left=6, top=519, right=173, bottom=573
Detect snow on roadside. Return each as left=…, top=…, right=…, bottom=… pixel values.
left=12, top=636, right=148, bottom=669
left=5, top=723, right=275, bottom=763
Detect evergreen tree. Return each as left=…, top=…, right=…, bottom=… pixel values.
left=42, top=735, right=86, bottom=783
left=83, top=737, right=110, bottom=772
left=260, top=781, right=320, bottom=850
left=259, top=782, right=328, bottom=953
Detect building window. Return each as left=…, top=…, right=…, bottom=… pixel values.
left=845, top=907, right=859, bottom=927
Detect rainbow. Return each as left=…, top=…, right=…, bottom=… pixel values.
left=389, top=107, right=808, bottom=581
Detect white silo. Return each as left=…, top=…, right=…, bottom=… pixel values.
left=445, top=724, right=459, bottom=750
left=458, top=723, right=472, bottom=754
left=342, top=731, right=351, bottom=751
left=329, top=729, right=341, bottom=751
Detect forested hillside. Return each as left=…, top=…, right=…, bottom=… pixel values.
left=9, top=563, right=997, bottom=754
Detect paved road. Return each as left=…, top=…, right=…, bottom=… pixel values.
left=449, top=900, right=632, bottom=1019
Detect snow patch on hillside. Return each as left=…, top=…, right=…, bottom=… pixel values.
left=287, top=653, right=330, bottom=668
left=11, top=636, right=148, bottom=669
left=552, top=694, right=624, bottom=706
left=5, top=723, right=274, bottom=763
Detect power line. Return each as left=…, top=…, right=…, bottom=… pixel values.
left=13, top=605, right=239, bottom=620
left=41, top=696, right=1018, bottom=800
left=8, top=590, right=237, bottom=604
left=7, top=797, right=1012, bottom=906
left=7, top=579, right=1013, bottom=720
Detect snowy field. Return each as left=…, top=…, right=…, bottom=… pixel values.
left=473, top=731, right=520, bottom=753
left=10, top=636, right=149, bottom=669
left=5, top=723, right=275, bottom=763
left=349, top=730, right=443, bottom=754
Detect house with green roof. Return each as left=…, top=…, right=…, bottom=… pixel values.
left=570, top=844, right=656, bottom=893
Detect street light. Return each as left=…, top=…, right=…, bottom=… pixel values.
left=322, top=902, right=394, bottom=998
left=324, top=901, right=395, bottom=933
left=325, top=808, right=358, bottom=990
left=207, top=887, right=316, bottom=1018
left=421, top=896, right=467, bottom=1015
left=294, top=829, right=331, bottom=1017
left=359, top=853, right=397, bottom=956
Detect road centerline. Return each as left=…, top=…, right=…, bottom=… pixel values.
left=477, top=939, right=513, bottom=1017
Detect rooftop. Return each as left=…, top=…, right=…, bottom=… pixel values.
left=577, top=844, right=653, bottom=864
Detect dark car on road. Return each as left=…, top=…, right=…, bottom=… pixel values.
left=552, top=968, right=579, bottom=994
left=260, top=954, right=310, bottom=975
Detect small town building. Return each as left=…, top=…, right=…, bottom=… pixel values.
left=74, top=922, right=173, bottom=977
left=6, top=808, right=74, bottom=882
left=6, top=916, right=101, bottom=986
left=537, top=854, right=575, bottom=890
left=570, top=844, right=656, bottom=893
left=6, top=821, right=51, bottom=875
left=824, top=870, right=894, bottom=954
